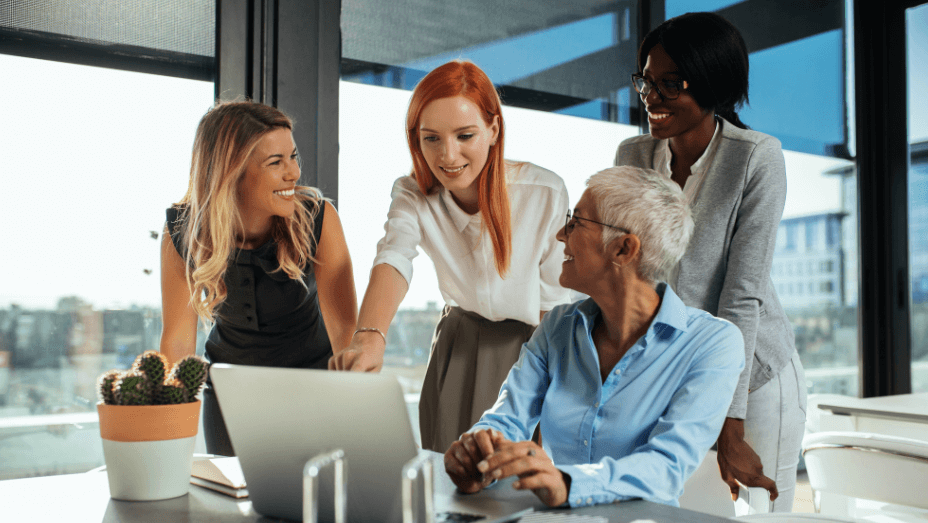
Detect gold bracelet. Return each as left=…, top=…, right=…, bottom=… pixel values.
left=353, top=327, right=386, bottom=345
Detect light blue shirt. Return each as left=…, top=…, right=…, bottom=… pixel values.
left=472, top=283, right=744, bottom=508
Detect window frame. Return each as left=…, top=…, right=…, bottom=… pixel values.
left=0, top=0, right=920, bottom=404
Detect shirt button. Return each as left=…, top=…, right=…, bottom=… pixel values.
left=586, top=497, right=593, bottom=504
left=583, top=440, right=588, bottom=446
left=246, top=316, right=253, bottom=322
left=576, top=498, right=582, bottom=505
left=244, top=303, right=252, bottom=309
left=614, top=369, right=621, bottom=375
left=594, top=402, right=599, bottom=408
left=243, top=278, right=250, bottom=284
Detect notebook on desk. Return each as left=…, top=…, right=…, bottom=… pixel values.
left=210, top=364, right=541, bottom=523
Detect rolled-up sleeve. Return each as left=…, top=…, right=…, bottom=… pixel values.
left=371, top=177, right=423, bottom=285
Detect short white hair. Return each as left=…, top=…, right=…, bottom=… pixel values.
left=587, top=166, right=694, bottom=284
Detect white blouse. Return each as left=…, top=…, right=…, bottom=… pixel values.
left=652, top=119, right=722, bottom=207
left=372, top=161, right=571, bottom=326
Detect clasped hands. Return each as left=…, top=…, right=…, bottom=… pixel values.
left=443, top=429, right=570, bottom=507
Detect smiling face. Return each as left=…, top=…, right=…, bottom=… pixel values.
left=418, top=95, right=499, bottom=213
left=555, top=189, right=614, bottom=295
left=237, top=127, right=300, bottom=227
left=641, top=44, right=715, bottom=141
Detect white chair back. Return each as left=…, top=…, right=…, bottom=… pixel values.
left=802, top=431, right=928, bottom=521
left=679, top=450, right=735, bottom=517
left=680, top=450, right=774, bottom=517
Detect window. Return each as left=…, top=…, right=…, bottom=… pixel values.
left=0, top=54, right=213, bottom=480
left=907, top=3, right=928, bottom=392
left=806, top=219, right=819, bottom=251
left=786, top=223, right=798, bottom=252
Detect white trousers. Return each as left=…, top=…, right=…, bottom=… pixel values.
left=742, top=351, right=808, bottom=512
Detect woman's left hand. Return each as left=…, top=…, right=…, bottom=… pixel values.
left=476, top=441, right=570, bottom=507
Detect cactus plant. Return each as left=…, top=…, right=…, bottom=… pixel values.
left=98, top=370, right=121, bottom=405
left=158, top=378, right=189, bottom=405
left=133, top=351, right=169, bottom=397
left=114, top=370, right=150, bottom=406
left=168, top=355, right=209, bottom=398
left=96, top=352, right=209, bottom=406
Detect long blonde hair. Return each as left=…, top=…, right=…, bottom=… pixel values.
left=174, top=101, right=321, bottom=322
left=406, top=60, right=512, bottom=276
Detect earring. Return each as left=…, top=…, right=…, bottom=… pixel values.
left=491, top=140, right=497, bottom=146
left=612, top=262, right=622, bottom=268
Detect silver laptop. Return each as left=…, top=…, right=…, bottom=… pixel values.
left=211, top=364, right=542, bottom=522
left=211, top=364, right=418, bottom=522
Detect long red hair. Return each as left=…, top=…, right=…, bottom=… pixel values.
left=406, top=60, right=512, bottom=276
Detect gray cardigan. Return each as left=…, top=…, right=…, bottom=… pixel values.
left=615, top=118, right=796, bottom=419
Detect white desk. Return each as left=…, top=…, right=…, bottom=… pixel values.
left=0, top=468, right=735, bottom=523
left=817, top=392, right=928, bottom=440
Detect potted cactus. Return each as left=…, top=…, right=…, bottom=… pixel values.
left=96, top=351, right=209, bottom=501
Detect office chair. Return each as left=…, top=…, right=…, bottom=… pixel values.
left=679, top=450, right=736, bottom=517
left=680, top=450, right=772, bottom=518
left=802, top=431, right=928, bottom=523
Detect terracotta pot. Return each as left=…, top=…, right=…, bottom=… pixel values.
left=97, top=401, right=201, bottom=501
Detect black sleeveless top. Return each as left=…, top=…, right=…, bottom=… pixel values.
left=165, top=201, right=331, bottom=370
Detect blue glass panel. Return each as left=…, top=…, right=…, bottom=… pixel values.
left=910, top=161, right=928, bottom=304
left=909, top=5, right=928, bottom=142
left=665, top=0, right=745, bottom=20
left=556, top=98, right=608, bottom=120
left=401, top=13, right=618, bottom=85
left=740, top=30, right=845, bottom=157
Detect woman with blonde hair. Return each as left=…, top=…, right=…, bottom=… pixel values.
left=329, top=60, right=571, bottom=452
left=160, top=100, right=357, bottom=456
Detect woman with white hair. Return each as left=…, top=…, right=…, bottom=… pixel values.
left=443, top=166, right=745, bottom=508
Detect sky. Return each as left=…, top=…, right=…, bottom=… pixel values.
left=1, top=54, right=212, bottom=310
left=7, top=23, right=924, bottom=311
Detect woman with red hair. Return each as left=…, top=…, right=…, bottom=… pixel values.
left=330, top=60, right=570, bottom=451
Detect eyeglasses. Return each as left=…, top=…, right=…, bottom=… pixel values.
left=631, top=74, right=688, bottom=100
left=565, top=210, right=630, bottom=236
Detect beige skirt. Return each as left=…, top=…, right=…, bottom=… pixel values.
left=418, top=306, right=536, bottom=452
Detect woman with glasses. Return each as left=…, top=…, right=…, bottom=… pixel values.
left=443, top=166, right=744, bottom=508
left=329, top=60, right=571, bottom=453
left=160, top=101, right=358, bottom=456
left=616, top=12, right=806, bottom=512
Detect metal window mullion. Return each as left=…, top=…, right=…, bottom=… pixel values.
left=853, top=0, right=912, bottom=398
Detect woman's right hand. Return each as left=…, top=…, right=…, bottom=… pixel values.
left=327, top=331, right=385, bottom=372
left=444, top=429, right=506, bottom=494
left=717, top=417, right=778, bottom=501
